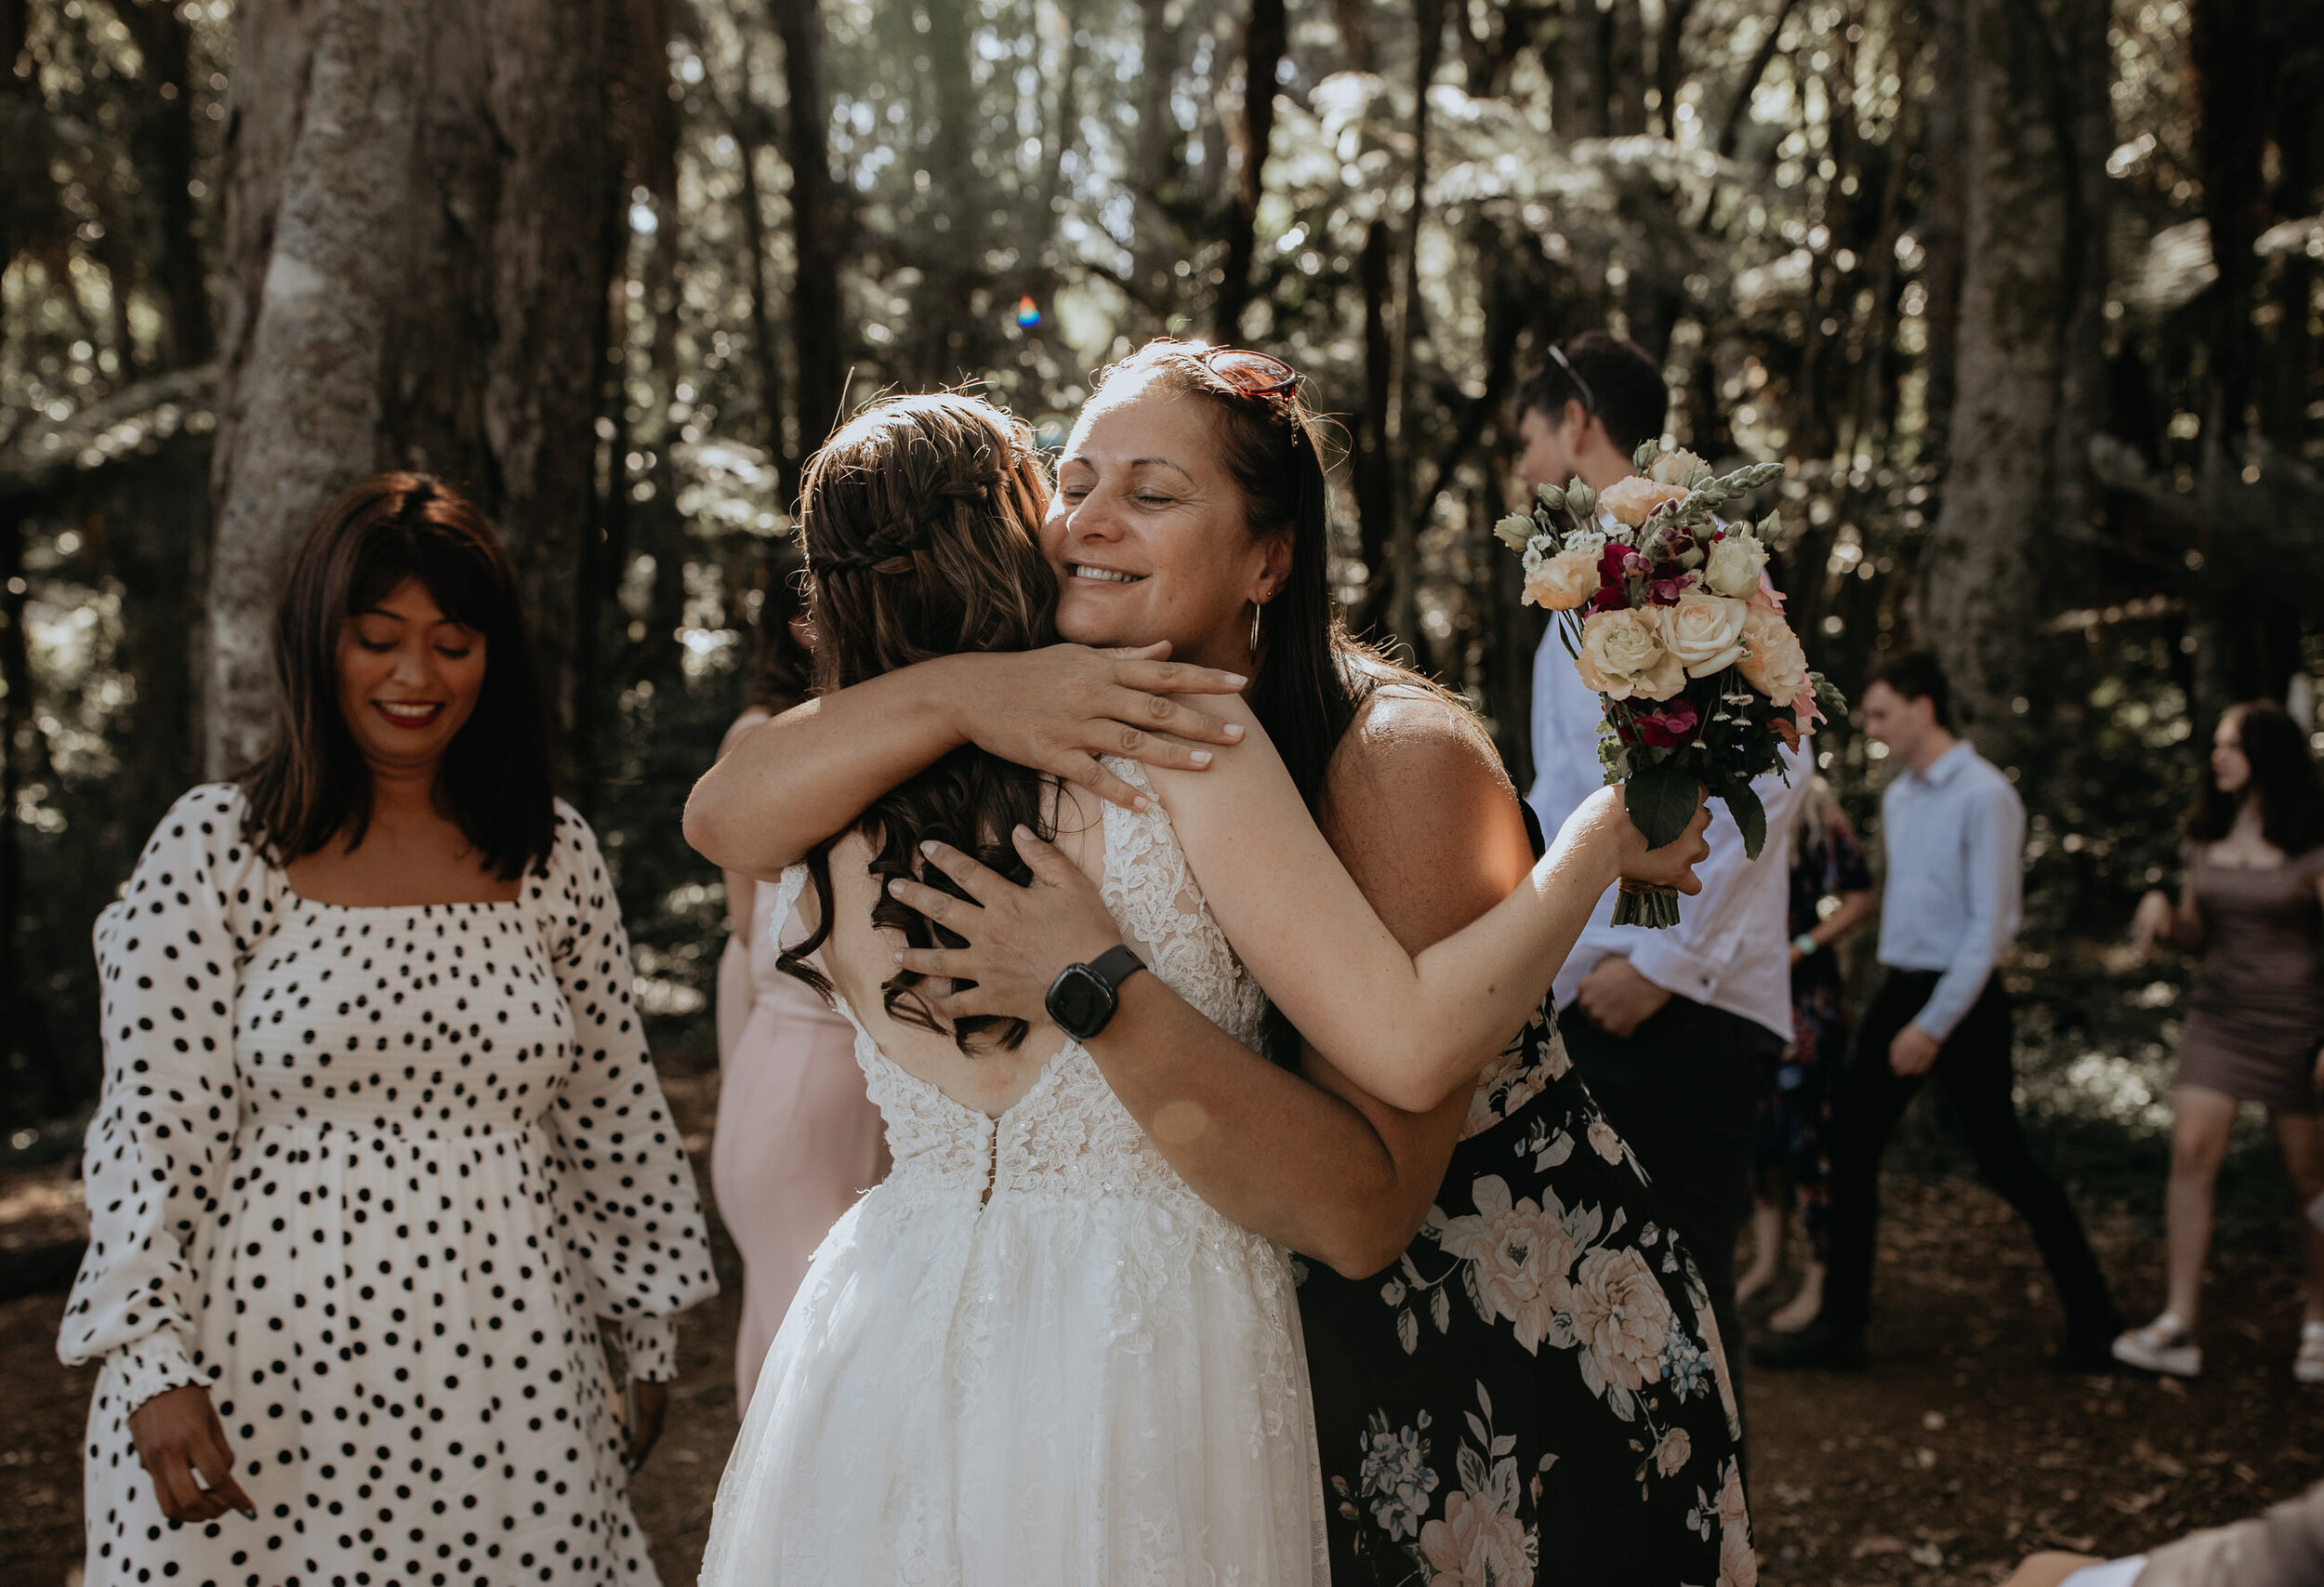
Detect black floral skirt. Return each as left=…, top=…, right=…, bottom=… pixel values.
left=1297, top=1004, right=1757, bottom=1587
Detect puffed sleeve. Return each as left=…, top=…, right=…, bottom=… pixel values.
left=58, top=784, right=284, bottom=1411
left=531, top=800, right=718, bottom=1381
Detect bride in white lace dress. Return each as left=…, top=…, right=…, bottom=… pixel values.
left=693, top=393, right=1706, bottom=1585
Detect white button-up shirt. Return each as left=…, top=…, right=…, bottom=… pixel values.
left=1874, top=739, right=2025, bottom=1040
left=1525, top=621, right=1811, bottom=1043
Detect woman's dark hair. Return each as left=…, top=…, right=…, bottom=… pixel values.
left=2187, top=699, right=2324, bottom=855
left=1512, top=330, right=1670, bottom=456
left=1090, top=341, right=1443, bottom=1064
left=238, top=472, right=556, bottom=879
left=747, top=537, right=814, bottom=714
left=778, top=394, right=1062, bottom=1053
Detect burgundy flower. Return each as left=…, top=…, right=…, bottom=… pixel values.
left=1633, top=699, right=1700, bottom=747
left=1647, top=574, right=1697, bottom=605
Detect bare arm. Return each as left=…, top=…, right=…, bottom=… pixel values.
left=1797, top=888, right=1877, bottom=958
left=683, top=644, right=1252, bottom=880
left=718, top=708, right=773, bottom=944
left=880, top=694, right=1531, bottom=1276
left=896, top=692, right=1705, bottom=1114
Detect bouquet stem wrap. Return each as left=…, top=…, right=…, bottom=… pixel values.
left=1496, top=443, right=1847, bottom=928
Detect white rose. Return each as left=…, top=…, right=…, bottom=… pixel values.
left=1524, top=546, right=1600, bottom=611
left=1656, top=589, right=1750, bottom=678
left=1648, top=448, right=1710, bottom=486
left=1598, top=475, right=1689, bottom=529
left=1736, top=606, right=1811, bottom=702
left=1576, top=608, right=1685, bottom=702
left=1702, top=533, right=1768, bottom=601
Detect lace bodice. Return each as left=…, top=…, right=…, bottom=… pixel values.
left=774, top=760, right=1268, bottom=1208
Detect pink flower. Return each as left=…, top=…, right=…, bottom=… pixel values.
left=1632, top=699, right=1700, bottom=748
left=1747, top=570, right=1787, bottom=614
left=1433, top=1176, right=1579, bottom=1356
left=1647, top=574, right=1696, bottom=605
left=1567, top=1247, right=1674, bottom=1395
left=1419, top=1491, right=1534, bottom=1587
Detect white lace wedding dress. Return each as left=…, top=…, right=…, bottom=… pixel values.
left=697, top=763, right=1328, bottom=1586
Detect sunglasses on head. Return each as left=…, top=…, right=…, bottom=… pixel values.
left=1192, top=345, right=1301, bottom=399
left=1546, top=343, right=1597, bottom=416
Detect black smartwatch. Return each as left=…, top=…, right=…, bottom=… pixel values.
left=1043, top=945, right=1147, bottom=1041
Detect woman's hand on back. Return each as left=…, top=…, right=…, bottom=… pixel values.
left=887, top=830, right=1123, bottom=1024
left=944, top=644, right=1248, bottom=812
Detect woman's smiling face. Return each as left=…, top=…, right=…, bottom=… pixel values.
left=1042, top=373, right=1288, bottom=673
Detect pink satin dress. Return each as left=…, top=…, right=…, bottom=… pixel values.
left=712, top=877, right=891, bottom=1408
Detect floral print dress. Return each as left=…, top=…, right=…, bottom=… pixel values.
left=1297, top=1005, right=1755, bottom=1587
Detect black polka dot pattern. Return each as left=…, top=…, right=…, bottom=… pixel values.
left=60, top=785, right=717, bottom=1586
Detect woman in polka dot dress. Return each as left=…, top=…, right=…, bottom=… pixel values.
left=59, top=475, right=718, bottom=1587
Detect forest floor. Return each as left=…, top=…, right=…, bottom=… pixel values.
left=5, top=1061, right=2321, bottom=1587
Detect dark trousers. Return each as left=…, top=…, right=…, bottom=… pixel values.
left=1561, top=995, right=1781, bottom=1429
left=1821, top=970, right=2119, bottom=1341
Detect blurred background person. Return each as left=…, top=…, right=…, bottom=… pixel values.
left=58, top=474, right=714, bottom=1587
left=1519, top=330, right=1815, bottom=1427
left=2000, top=1472, right=2324, bottom=1586
left=1756, top=650, right=2121, bottom=1372
left=2115, top=700, right=2324, bottom=1382
left=1737, top=777, right=1878, bottom=1333
left=709, top=538, right=891, bottom=1409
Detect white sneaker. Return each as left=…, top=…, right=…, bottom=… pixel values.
left=2112, top=1314, right=2201, bottom=1378
left=2296, top=1321, right=2324, bottom=1385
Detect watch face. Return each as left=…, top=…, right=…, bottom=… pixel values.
left=1048, top=965, right=1116, bottom=1038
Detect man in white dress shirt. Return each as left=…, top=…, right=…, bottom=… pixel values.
left=1754, top=651, right=2121, bottom=1373
left=1516, top=334, right=1811, bottom=1422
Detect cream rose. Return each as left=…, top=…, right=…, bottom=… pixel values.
left=1598, top=475, right=1689, bottom=528
left=1657, top=588, right=1750, bottom=677
left=1648, top=447, right=1710, bottom=486
left=1576, top=609, right=1685, bottom=702
left=1736, top=605, right=1811, bottom=702
left=1701, top=533, right=1768, bottom=601
left=1653, top=1427, right=1694, bottom=1477
left=1523, top=546, right=1599, bottom=611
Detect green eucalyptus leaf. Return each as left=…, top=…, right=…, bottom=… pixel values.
left=1723, top=778, right=1767, bottom=861
left=1623, top=761, right=1700, bottom=851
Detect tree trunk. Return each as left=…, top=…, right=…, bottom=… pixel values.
left=724, top=45, right=789, bottom=476
left=2048, top=0, right=2112, bottom=545
left=1348, top=218, right=1394, bottom=635
left=1386, top=0, right=1446, bottom=660
left=205, top=0, right=627, bottom=773
left=1715, top=0, right=1796, bottom=159
left=1553, top=0, right=1606, bottom=139
left=1213, top=0, right=1286, bottom=340
left=1914, top=0, right=1967, bottom=471
left=1917, top=0, right=2070, bottom=757
left=104, top=0, right=213, bottom=368
left=1329, top=0, right=1373, bottom=74
left=772, top=0, right=846, bottom=465
left=1653, top=0, right=1697, bottom=140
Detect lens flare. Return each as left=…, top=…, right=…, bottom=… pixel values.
left=1014, top=295, right=1042, bottom=329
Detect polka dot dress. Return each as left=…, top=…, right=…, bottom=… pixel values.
left=60, top=786, right=718, bottom=1587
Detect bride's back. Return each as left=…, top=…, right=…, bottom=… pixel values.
left=805, top=781, right=1109, bottom=1118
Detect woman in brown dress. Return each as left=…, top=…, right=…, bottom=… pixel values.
left=2115, top=700, right=2324, bottom=1382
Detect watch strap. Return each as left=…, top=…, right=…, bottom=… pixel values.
left=1089, top=944, right=1146, bottom=994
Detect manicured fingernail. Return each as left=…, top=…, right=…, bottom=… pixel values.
left=1189, top=749, right=1212, bottom=766
left=919, top=840, right=940, bottom=855
left=1221, top=723, right=1244, bottom=740
left=242, top=1508, right=258, bottom=1522
left=891, top=950, right=904, bottom=964
left=888, top=878, right=905, bottom=894
left=1133, top=795, right=1152, bottom=812
left=1013, top=825, right=1033, bottom=840
left=1223, top=673, right=1247, bottom=686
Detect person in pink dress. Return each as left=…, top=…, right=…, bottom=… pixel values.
left=710, top=542, right=891, bottom=1408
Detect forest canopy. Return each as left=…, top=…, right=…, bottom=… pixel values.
left=1, top=0, right=2318, bottom=1137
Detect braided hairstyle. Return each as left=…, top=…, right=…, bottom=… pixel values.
left=778, top=393, right=1063, bottom=1053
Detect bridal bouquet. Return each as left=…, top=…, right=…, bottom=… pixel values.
left=1497, top=443, right=1844, bottom=927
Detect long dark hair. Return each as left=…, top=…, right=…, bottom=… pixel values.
left=747, top=537, right=814, bottom=714
left=238, top=472, right=556, bottom=879
left=1090, top=342, right=1440, bottom=1065
left=1089, top=340, right=1422, bottom=815
left=2187, top=699, right=2324, bottom=855
left=778, top=394, right=1062, bottom=1053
